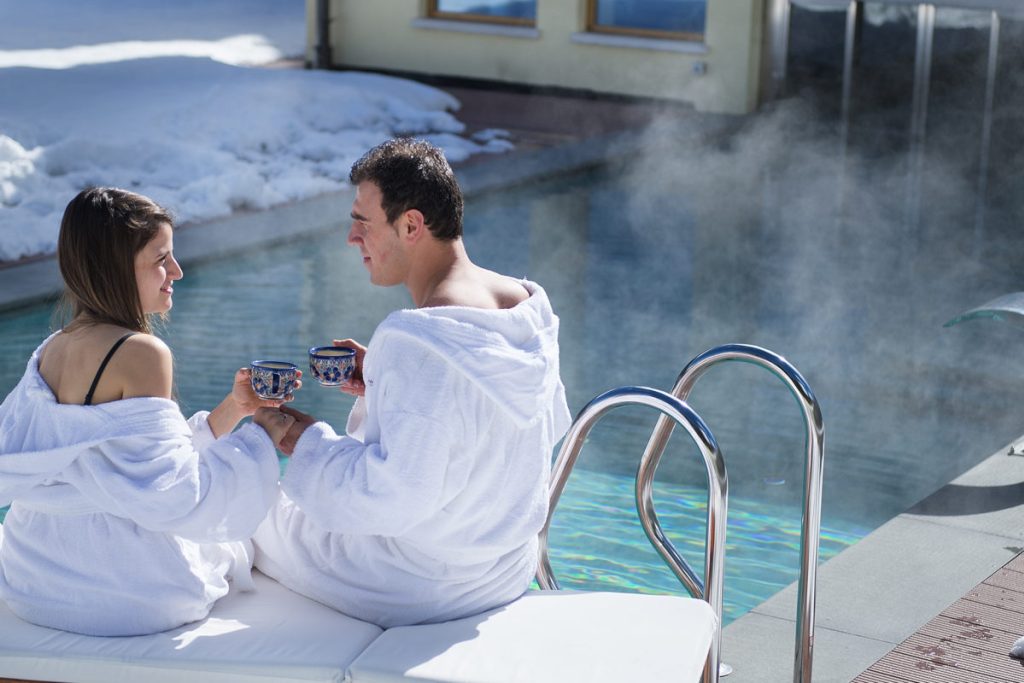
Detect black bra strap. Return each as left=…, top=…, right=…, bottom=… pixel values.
left=84, top=333, right=135, bottom=406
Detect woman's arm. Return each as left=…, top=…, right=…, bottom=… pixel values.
left=207, top=368, right=304, bottom=438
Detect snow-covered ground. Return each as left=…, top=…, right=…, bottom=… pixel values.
left=0, top=1, right=511, bottom=262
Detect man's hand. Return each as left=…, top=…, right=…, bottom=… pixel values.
left=276, top=404, right=318, bottom=456
left=252, top=407, right=296, bottom=448
left=334, top=338, right=367, bottom=397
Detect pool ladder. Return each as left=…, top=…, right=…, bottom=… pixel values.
left=536, top=344, right=825, bottom=683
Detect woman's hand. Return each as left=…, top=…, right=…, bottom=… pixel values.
left=276, top=405, right=318, bottom=456
left=207, top=368, right=302, bottom=438
left=253, top=407, right=298, bottom=449
left=232, top=367, right=302, bottom=415
left=334, top=338, right=367, bottom=397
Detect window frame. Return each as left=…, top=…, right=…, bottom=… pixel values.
left=585, top=0, right=705, bottom=42
left=426, top=0, right=536, bottom=27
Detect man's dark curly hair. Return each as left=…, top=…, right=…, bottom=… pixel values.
left=349, top=138, right=463, bottom=241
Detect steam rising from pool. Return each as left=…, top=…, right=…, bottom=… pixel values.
left=580, top=6, right=1024, bottom=532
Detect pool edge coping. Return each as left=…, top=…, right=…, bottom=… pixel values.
left=720, top=433, right=1024, bottom=682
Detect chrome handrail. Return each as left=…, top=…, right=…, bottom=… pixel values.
left=536, top=386, right=728, bottom=683
left=643, top=344, right=824, bottom=683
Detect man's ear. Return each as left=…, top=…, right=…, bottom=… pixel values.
left=402, top=209, right=427, bottom=241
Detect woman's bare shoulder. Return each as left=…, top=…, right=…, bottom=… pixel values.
left=117, top=333, right=174, bottom=400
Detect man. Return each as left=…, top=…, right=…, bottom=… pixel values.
left=252, top=138, right=572, bottom=627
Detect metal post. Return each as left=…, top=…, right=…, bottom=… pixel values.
left=840, top=1, right=858, bottom=148
left=906, top=4, right=935, bottom=231
left=974, top=11, right=999, bottom=243
left=837, top=1, right=859, bottom=226
left=766, top=0, right=792, bottom=101
left=315, top=0, right=332, bottom=69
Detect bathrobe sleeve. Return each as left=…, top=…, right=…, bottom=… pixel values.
left=186, top=411, right=217, bottom=452
left=60, top=421, right=280, bottom=543
left=282, top=340, right=468, bottom=537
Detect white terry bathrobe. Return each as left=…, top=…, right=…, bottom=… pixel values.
left=0, top=335, right=280, bottom=636
left=254, top=281, right=572, bottom=627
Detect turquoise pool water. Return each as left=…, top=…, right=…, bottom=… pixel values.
left=548, top=470, right=865, bottom=622
left=2, top=148, right=1022, bottom=623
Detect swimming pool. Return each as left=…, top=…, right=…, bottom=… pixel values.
left=2, top=148, right=1022, bottom=623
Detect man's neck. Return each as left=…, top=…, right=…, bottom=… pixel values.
left=405, top=239, right=472, bottom=308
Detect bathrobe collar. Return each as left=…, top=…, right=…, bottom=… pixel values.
left=375, top=280, right=569, bottom=429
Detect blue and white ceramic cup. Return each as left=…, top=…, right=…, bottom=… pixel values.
left=250, top=360, right=299, bottom=400
left=309, top=346, right=356, bottom=386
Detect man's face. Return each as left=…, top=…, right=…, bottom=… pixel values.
left=348, top=181, right=408, bottom=287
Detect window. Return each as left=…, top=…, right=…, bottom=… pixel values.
left=587, top=0, right=706, bottom=40
left=428, top=0, right=537, bottom=26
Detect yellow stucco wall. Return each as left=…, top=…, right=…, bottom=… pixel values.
left=307, top=0, right=764, bottom=114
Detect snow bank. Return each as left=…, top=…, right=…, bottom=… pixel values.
left=0, top=1, right=513, bottom=262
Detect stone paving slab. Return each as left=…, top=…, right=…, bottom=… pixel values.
left=720, top=611, right=894, bottom=683
left=752, top=516, right=1021, bottom=643
left=902, top=435, right=1024, bottom=541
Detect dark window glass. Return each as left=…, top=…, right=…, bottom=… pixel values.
left=433, top=0, right=537, bottom=21
left=592, top=0, right=706, bottom=37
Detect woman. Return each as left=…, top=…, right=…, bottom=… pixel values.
left=0, top=187, right=296, bottom=636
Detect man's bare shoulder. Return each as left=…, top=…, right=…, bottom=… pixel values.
left=424, top=270, right=528, bottom=310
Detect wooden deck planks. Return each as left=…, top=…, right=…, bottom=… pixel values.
left=944, top=599, right=1024, bottom=636
left=871, top=652, right=1020, bottom=683
left=852, top=670, right=919, bottom=683
left=852, top=552, right=1024, bottom=683
left=895, top=633, right=1024, bottom=681
left=1006, top=553, right=1024, bottom=574
left=918, top=615, right=1018, bottom=654
left=986, top=568, right=1024, bottom=593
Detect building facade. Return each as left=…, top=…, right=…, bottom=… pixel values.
left=306, top=0, right=767, bottom=114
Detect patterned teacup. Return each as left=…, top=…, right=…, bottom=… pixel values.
left=308, top=346, right=356, bottom=386
left=250, top=360, right=299, bottom=400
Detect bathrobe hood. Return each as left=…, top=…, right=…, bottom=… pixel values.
left=375, top=280, right=571, bottom=431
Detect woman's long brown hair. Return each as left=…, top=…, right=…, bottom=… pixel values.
left=57, top=187, right=172, bottom=334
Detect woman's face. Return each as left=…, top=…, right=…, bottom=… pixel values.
left=134, top=222, right=182, bottom=315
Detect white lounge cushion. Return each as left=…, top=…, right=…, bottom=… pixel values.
left=0, top=571, right=383, bottom=683
left=348, top=590, right=718, bottom=683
